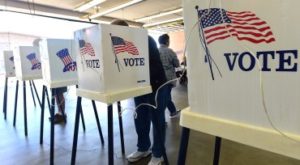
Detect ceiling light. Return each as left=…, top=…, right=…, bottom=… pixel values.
left=75, top=0, right=106, bottom=12
left=143, top=17, right=183, bottom=28
left=90, top=0, right=143, bottom=19
left=91, top=19, right=111, bottom=24
left=135, top=8, right=182, bottom=22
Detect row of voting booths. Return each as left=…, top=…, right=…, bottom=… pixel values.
left=1, top=24, right=152, bottom=165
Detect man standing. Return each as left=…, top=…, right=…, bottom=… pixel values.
left=158, top=34, right=180, bottom=118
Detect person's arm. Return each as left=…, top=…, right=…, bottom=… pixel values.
left=171, top=50, right=180, bottom=68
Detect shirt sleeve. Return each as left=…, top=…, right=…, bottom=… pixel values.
left=171, top=50, right=180, bottom=68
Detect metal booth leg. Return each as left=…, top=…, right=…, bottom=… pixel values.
left=31, top=80, right=41, bottom=106
left=80, top=105, right=86, bottom=131
left=177, top=127, right=190, bottom=165
left=107, top=104, right=114, bottom=165
left=50, top=88, right=56, bottom=165
left=23, top=81, right=28, bottom=136
left=3, top=77, right=8, bottom=120
left=13, top=80, right=19, bottom=126
left=45, top=87, right=51, bottom=113
left=71, top=97, right=82, bottom=165
left=91, top=100, right=104, bottom=145
left=29, top=80, right=36, bottom=107
left=213, top=137, right=222, bottom=165
left=39, top=86, right=46, bottom=144
left=117, top=101, right=125, bottom=154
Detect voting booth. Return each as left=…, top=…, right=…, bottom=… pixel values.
left=181, top=0, right=300, bottom=160
left=14, top=46, right=42, bottom=80
left=39, top=39, right=77, bottom=88
left=0, top=50, right=15, bottom=77
left=74, top=24, right=151, bottom=103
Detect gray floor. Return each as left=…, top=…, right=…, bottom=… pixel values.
left=0, top=77, right=300, bottom=165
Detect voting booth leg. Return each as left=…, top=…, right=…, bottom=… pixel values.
left=80, top=106, right=86, bottom=131
left=29, top=81, right=36, bottom=107
left=23, top=81, right=28, bottom=136
left=177, top=127, right=190, bottom=165
left=45, top=87, right=51, bottom=113
left=39, top=86, right=46, bottom=144
left=91, top=100, right=104, bottom=145
left=71, top=97, right=82, bottom=165
left=32, top=80, right=41, bottom=107
left=117, top=101, right=125, bottom=154
left=3, top=77, right=8, bottom=120
left=213, top=137, right=222, bottom=165
left=107, top=104, right=114, bottom=165
left=50, top=88, right=56, bottom=165
left=13, top=80, right=19, bottom=127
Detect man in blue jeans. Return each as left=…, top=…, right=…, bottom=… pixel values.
left=127, top=37, right=169, bottom=165
left=111, top=19, right=168, bottom=165
left=158, top=34, right=180, bottom=118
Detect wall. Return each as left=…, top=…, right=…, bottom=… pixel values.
left=169, top=30, right=185, bottom=64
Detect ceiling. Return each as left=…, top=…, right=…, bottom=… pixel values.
left=0, top=0, right=184, bottom=33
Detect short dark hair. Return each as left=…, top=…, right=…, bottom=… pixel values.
left=111, top=19, right=129, bottom=26
left=158, top=34, right=169, bottom=45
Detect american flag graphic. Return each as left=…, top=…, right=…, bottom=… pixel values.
left=111, top=36, right=139, bottom=55
left=79, top=40, right=95, bottom=56
left=56, top=48, right=77, bottom=72
left=26, top=53, right=41, bottom=70
left=198, top=8, right=275, bottom=44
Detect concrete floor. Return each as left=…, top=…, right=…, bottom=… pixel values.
left=0, top=77, right=300, bottom=165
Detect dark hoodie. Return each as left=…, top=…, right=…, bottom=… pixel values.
left=148, top=36, right=167, bottom=92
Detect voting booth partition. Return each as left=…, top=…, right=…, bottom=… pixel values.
left=1, top=50, right=16, bottom=120
left=39, top=39, right=77, bottom=88
left=9, top=46, right=42, bottom=136
left=14, top=46, right=42, bottom=81
left=0, top=50, right=15, bottom=77
left=71, top=24, right=152, bottom=165
left=179, top=0, right=300, bottom=164
left=74, top=24, right=151, bottom=103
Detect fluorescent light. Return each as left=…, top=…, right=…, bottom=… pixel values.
left=135, top=8, right=182, bottom=22
left=75, top=0, right=106, bottom=12
left=91, top=19, right=111, bottom=24
left=143, top=17, right=183, bottom=27
left=90, top=0, right=143, bottom=19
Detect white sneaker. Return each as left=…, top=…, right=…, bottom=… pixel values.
left=148, top=156, right=164, bottom=165
left=127, top=150, right=151, bottom=162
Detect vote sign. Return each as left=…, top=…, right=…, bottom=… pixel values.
left=39, top=39, right=77, bottom=88
left=0, top=50, right=15, bottom=77
left=14, top=46, right=42, bottom=80
left=74, top=24, right=150, bottom=96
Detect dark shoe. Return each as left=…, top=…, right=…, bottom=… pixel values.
left=49, top=113, right=66, bottom=124
left=169, top=111, right=180, bottom=119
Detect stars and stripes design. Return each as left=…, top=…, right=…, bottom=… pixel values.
left=26, top=53, right=41, bottom=70
left=111, top=36, right=139, bottom=55
left=56, top=48, right=77, bottom=72
left=198, top=8, right=275, bottom=44
left=79, top=40, right=95, bottom=56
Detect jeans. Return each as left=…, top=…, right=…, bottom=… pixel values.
left=134, top=85, right=169, bottom=157
left=166, top=84, right=176, bottom=114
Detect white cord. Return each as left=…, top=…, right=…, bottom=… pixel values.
left=217, top=0, right=300, bottom=142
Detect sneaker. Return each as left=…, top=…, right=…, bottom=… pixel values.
left=169, top=111, right=180, bottom=119
left=148, top=156, right=164, bottom=165
left=127, top=150, right=151, bottom=163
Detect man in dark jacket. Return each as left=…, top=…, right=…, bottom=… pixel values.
left=111, top=20, right=168, bottom=165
